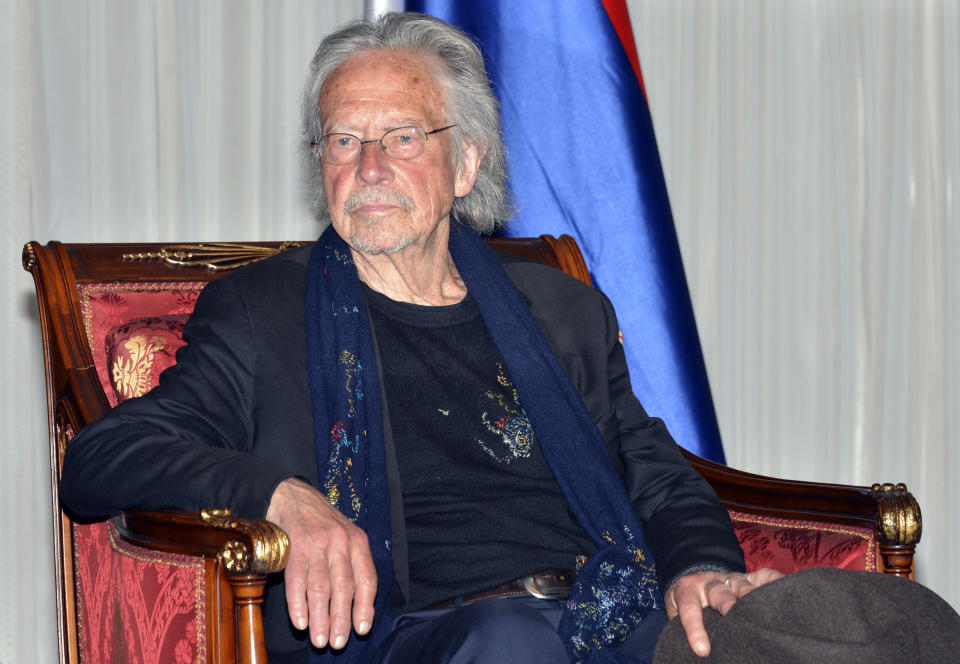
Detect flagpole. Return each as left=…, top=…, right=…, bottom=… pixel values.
left=365, top=0, right=404, bottom=21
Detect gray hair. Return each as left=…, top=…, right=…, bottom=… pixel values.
left=301, top=12, right=512, bottom=233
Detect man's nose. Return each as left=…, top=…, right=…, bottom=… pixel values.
left=356, top=140, right=393, bottom=184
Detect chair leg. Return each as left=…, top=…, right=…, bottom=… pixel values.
left=230, top=573, right=270, bottom=664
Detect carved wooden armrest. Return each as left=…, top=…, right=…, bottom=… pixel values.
left=115, top=508, right=290, bottom=574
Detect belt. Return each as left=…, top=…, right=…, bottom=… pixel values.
left=431, top=569, right=576, bottom=609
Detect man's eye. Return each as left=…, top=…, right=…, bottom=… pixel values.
left=335, top=136, right=355, bottom=147
left=394, top=133, right=414, bottom=144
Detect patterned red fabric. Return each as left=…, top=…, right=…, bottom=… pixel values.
left=74, top=283, right=207, bottom=662
left=730, top=510, right=876, bottom=575
left=73, top=520, right=206, bottom=664
left=78, top=282, right=204, bottom=406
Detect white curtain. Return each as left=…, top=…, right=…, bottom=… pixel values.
left=2, top=0, right=957, bottom=659
left=0, top=1, right=361, bottom=660
left=629, top=0, right=959, bottom=609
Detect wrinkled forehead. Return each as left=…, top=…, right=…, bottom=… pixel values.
left=318, top=49, right=448, bottom=128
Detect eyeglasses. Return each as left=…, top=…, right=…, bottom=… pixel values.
left=313, top=124, right=457, bottom=165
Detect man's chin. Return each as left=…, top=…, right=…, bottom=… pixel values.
left=349, top=233, right=414, bottom=256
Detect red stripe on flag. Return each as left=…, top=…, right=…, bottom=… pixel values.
left=600, top=0, right=647, bottom=98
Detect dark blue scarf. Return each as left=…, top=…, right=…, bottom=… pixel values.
left=305, top=223, right=665, bottom=663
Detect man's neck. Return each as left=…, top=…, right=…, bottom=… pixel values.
left=351, top=238, right=467, bottom=306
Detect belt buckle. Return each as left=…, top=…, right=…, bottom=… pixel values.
left=521, top=572, right=570, bottom=601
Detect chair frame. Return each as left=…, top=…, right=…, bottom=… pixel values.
left=24, top=236, right=921, bottom=664
left=25, top=240, right=292, bottom=664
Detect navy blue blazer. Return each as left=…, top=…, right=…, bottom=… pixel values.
left=61, top=243, right=744, bottom=655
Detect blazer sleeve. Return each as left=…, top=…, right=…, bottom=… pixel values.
left=598, top=291, right=746, bottom=589
left=59, top=275, right=299, bottom=520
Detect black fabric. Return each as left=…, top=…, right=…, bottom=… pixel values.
left=373, top=597, right=571, bottom=663
left=60, top=245, right=743, bottom=656
left=365, top=286, right=595, bottom=610
left=652, top=567, right=960, bottom=664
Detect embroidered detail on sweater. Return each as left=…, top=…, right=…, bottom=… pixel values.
left=475, top=362, right=535, bottom=463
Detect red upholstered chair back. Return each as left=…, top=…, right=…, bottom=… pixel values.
left=72, top=282, right=206, bottom=662
left=81, top=283, right=198, bottom=405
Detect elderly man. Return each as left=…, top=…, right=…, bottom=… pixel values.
left=66, top=12, right=948, bottom=664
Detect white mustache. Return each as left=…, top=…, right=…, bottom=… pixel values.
left=344, top=188, right=414, bottom=215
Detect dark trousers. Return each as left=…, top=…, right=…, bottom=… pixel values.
left=372, top=597, right=570, bottom=663
left=373, top=596, right=666, bottom=663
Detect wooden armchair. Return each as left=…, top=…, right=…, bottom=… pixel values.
left=23, top=235, right=921, bottom=664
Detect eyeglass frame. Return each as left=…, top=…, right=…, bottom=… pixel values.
left=311, top=124, right=458, bottom=165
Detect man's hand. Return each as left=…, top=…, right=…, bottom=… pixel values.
left=265, top=478, right=377, bottom=651
left=664, top=567, right=783, bottom=658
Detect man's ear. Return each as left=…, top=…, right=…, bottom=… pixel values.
left=454, top=138, right=486, bottom=198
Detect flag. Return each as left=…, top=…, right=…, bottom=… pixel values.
left=405, top=1, right=725, bottom=463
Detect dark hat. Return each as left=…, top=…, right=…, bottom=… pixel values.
left=653, top=567, right=960, bottom=664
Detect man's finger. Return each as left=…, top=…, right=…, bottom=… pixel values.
left=284, top=554, right=310, bottom=632
left=665, top=588, right=679, bottom=619
left=729, top=568, right=785, bottom=601
left=747, top=567, right=784, bottom=588
left=326, top=551, right=356, bottom=650
left=706, top=577, right=739, bottom=616
left=351, top=536, right=378, bottom=635
left=306, top=555, right=333, bottom=648
left=676, top=584, right=714, bottom=658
